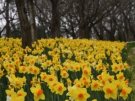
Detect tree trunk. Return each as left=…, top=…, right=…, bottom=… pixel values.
left=79, top=25, right=89, bottom=38
left=15, top=0, right=32, bottom=48
left=27, top=0, right=37, bottom=42
left=5, top=0, right=10, bottom=37
left=50, top=0, right=61, bottom=38
left=78, top=0, right=90, bottom=38
left=93, top=26, right=104, bottom=40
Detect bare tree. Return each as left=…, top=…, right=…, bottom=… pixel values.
left=27, top=0, right=37, bottom=42
left=1, top=0, right=135, bottom=42
left=15, top=0, right=37, bottom=48
left=5, top=0, right=11, bottom=37
left=50, top=0, right=61, bottom=38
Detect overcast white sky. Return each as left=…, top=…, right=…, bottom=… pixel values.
left=0, top=0, right=18, bottom=36
left=0, top=2, right=6, bottom=27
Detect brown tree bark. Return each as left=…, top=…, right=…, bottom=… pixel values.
left=15, top=0, right=32, bottom=48
left=78, top=0, right=90, bottom=38
left=5, top=0, right=10, bottom=37
left=15, top=0, right=37, bottom=48
left=27, top=0, right=37, bottom=42
left=50, top=0, right=61, bottom=38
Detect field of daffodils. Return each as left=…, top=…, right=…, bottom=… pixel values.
left=0, top=38, right=132, bottom=101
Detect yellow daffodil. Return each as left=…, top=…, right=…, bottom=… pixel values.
left=32, top=67, right=40, bottom=75
left=6, top=88, right=14, bottom=96
left=48, top=81, right=58, bottom=93
left=30, top=84, right=45, bottom=101
left=120, top=85, right=132, bottom=100
left=103, top=82, right=118, bottom=100
left=30, top=76, right=40, bottom=86
left=19, top=66, right=27, bottom=74
left=54, top=82, right=66, bottom=95
left=46, top=74, right=57, bottom=83
left=74, top=63, right=81, bottom=72
left=116, top=72, right=125, bottom=81
left=124, top=62, right=130, bottom=69
left=111, top=63, right=120, bottom=73
left=8, top=75, right=26, bottom=89
left=45, top=60, right=52, bottom=67
left=60, top=70, right=69, bottom=78
left=91, top=80, right=101, bottom=91
left=97, top=71, right=109, bottom=86
left=11, top=88, right=27, bottom=101
left=40, top=72, right=47, bottom=82
left=66, top=78, right=72, bottom=86
left=82, top=67, right=91, bottom=76
left=70, top=87, right=90, bottom=101
left=74, top=79, right=83, bottom=88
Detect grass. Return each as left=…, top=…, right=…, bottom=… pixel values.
left=126, top=42, right=135, bottom=101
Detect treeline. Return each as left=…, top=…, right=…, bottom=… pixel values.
left=0, top=0, right=135, bottom=47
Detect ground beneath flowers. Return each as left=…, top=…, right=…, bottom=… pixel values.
left=128, top=47, right=135, bottom=100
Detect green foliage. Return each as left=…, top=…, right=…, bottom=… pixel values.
left=0, top=76, right=8, bottom=101
left=126, top=42, right=135, bottom=101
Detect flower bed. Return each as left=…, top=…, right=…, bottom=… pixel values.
left=0, top=38, right=132, bottom=101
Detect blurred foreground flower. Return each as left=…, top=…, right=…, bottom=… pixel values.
left=68, top=86, right=90, bottom=101
left=6, top=88, right=27, bottom=101
left=103, top=82, right=117, bottom=100
left=30, top=84, right=45, bottom=101
left=120, top=85, right=132, bottom=100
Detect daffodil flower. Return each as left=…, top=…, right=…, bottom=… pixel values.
left=30, top=84, right=45, bottom=101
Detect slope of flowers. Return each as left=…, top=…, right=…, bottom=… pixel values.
left=0, top=38, right=132, bottom=101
